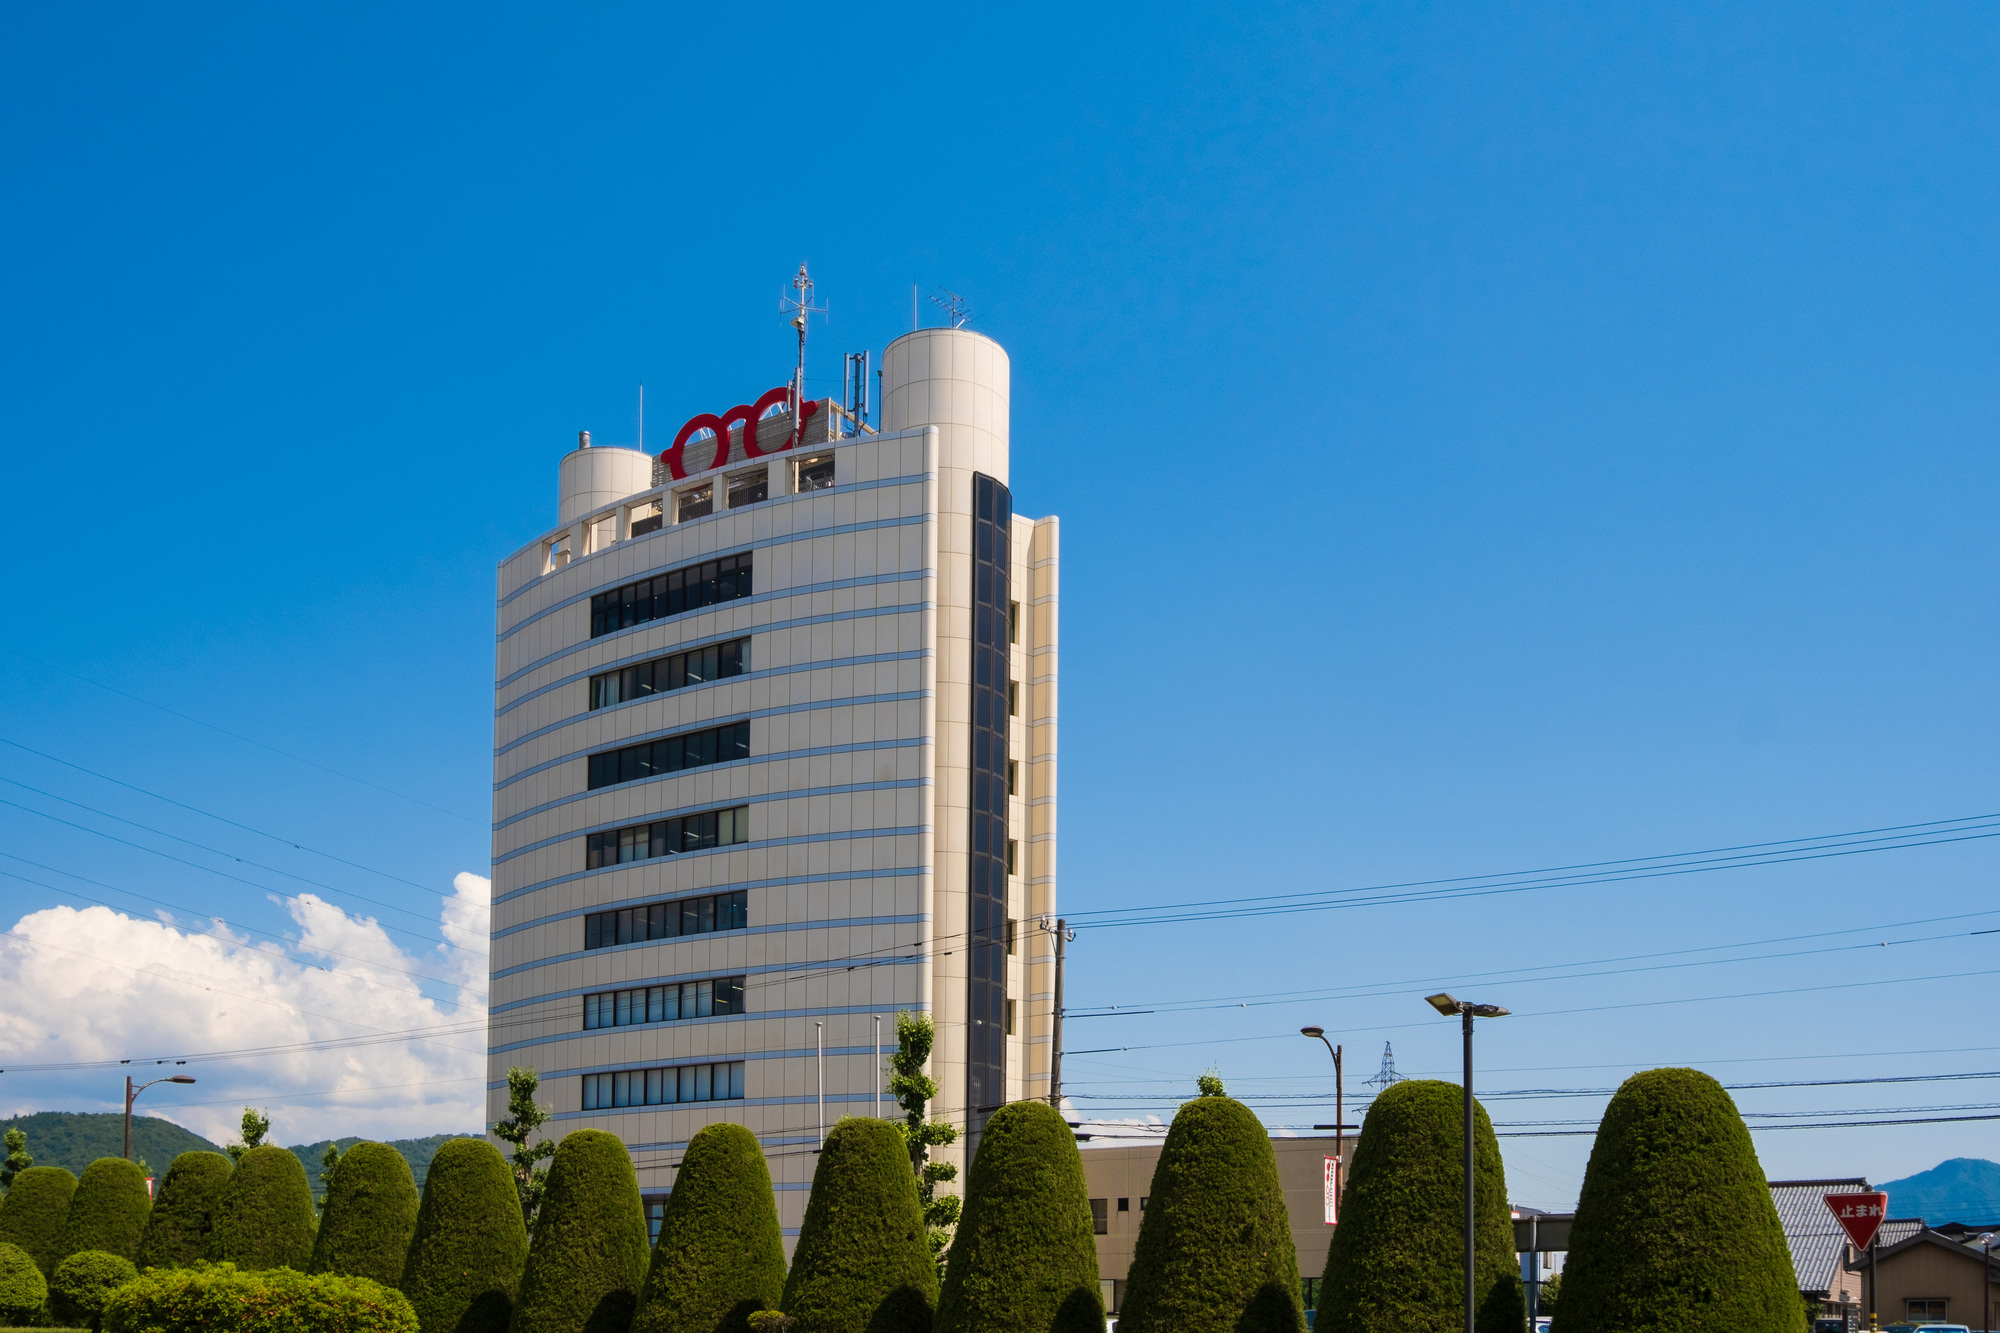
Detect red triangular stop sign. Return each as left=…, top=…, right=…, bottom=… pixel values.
left=1825, top=1191, right=1889, bottom=1249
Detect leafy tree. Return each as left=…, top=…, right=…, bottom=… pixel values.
left=224, top=1108, right=270, bottom=1166
left=399, top=1137, right=527, bottom=1333
left=630, top=1122, right=785, bottom=1333
left=888, top=1011, right=960, bottom=1268
left=50, top=1250, right=138, bottom=1329
left=1536, top=1271, right=1562, bottom=1320
left=0, top=1165, right=78, bottom=1275
left=1, top=1128, right=32, bottom=1195
left=55, top=1158, right=152, bottom=1265
left=1317, top=1079, right=1521, bottom=1333
left=1118, top=1088, right=1302, bottom=1333
left=309, top=1141, right=420, bottom=1287
left=0, top=1241, right=47, bottom=1326
left=137, top=1152, right=232, bottom=1269
left=318, top=1143, right=344, bottom=1215
left=935, top=1099, right=1101, bottom=1333
left=489, top=1067, right=555, bottom=1227
left=100, top=1263, right=418, bottom=1332
left=207, top=1144, right=316, bottom=1271
left=781, top=1117, right=938, bottom=1333
left=1196, top=1072, right=1226, bottom=1097
left=1555, top=1068, right=1802, bottom=1333
left=511, top=1129, right=649, bottom=1333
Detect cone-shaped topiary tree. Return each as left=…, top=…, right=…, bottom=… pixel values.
left=782, top=1116, right=939, bottom=1333
left=0, top=1241, right=46, bottom=1326
left=400, top=1137, right=527, bottom=1333
left=1554, top=1068, right=1802, bottom=1333
left=1118, top=1092, right=1303, bottom=1333
left=137, top=1152, right=232, bottom=1269
left=511, top=1129, right=650, bottom=1333
left=1318, top=1079, right=1522, bottom=1333
left=935, top=1100, right=1102, bottom=1333
left=310, top=1141, right=420, bottom=1286
left=207, top=1143, right=316, bottom=1271
left=629, top=1122, right=785, bottom=1333
left=0, top=1166, right=77, bottom=1275
left=55, top=1158, right=152, bottom=1265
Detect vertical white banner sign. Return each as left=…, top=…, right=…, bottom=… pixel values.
left=1324, top=1156, right=1340, bottom=1225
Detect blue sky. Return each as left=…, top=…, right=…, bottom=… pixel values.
left=2, top=2, right=1996, bottom=1208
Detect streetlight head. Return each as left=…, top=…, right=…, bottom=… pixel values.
left=168, top=1076, right=196, bottom=1084
left=1425, top=992, right=1461, bottom=1016
left=1300, top=1026, right=1325, bottom=1038
left=1468, top=1004, right=1510, bottom=1019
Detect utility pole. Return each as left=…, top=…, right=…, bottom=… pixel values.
left=874, top=1014, right=884, bottom=1119
left=815, top=1020, right=825, bottom=1146
left=125, top=1073, right=196, bottom=1160
left=1046, top=918, right=1071, bottom=1108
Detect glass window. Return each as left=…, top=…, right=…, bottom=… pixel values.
left=795, top=453, right=835, bottom=492
left=1008, top=681, right=1019, bottom=716
left=586, top=723, right=751, bottom=790
left=677, top=484, right=713, bottom=521
left=1090, top=1199, right=1108, bottom=1235
left=727, top=468, right=769, bottom=508
left=1009, top=601, right=1020, bottom=643
left=1006, top=840, right=1017, bottom=876
left=1005, top=999, right=1016, bottom=1035
left=589, top=558, right=751, bottom=638
left=629, top=499, right=664, bottom=537
left=1007, top=759, right=1017, bottom=795
left=582, top=886, right=750, bottom=951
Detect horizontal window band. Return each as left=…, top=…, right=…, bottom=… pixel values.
left=496, top=772, right=927, bottom=862
left=546, top=1090, right=900, bottom=1125
left=493, top=861, right=925, bottom=919
left=493, top=692, right=930, bottom=798
left=498, top=647, right=928, bottom=752
left=498, top=467, right=934, bottom=613
left=492, top=1002, right=931, bottom=1057
left=490, top=908, right=930, bottom=978
left=486, top=1034, right=929, bottom=1076
left=498, top=508, right=930, bottom=643
left=495, top=961, right=929, bottom=1017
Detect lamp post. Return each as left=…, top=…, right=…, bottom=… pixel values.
left=1299, top=1027, right=1345, bottom=1161
left=1425, top=993, right=1509, bottom=1333
left=125, top=1074, right=196, bottom=1160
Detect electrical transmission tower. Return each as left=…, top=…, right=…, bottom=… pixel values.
left=1363, top=1041, right=1404, bottom=1089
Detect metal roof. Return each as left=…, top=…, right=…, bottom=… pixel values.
left=1769, top=1177, right=1871, bottom=1295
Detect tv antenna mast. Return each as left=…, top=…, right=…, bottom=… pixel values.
left=929, top=288, right=972, bottom=328
left=1363, top=1042, right=1405, bottom=1089
left=781, top=262, right=827, bottom=447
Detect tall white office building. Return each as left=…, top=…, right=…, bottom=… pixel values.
left=488, top=326, right=1059, bottom=1243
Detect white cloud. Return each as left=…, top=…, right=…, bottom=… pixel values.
left=0, top=877, right=489, bottom=1148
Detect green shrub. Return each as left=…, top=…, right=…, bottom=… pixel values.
left=0, top=1166, right=78, bottom=1274
left=1118, top=1094, right=1302, bottom=1333
left=50, top=1250, right=139, bottom=1328
left=630, top=1123, right=784, bottom=1333
left=511, top=1129, right=649, bottom=1333
left=1318, top=1079, right=1522, bottom=1333
left=137, top=1154, right=232, bottom=1270
left=57, top=1159, right=152, bottom=1265
left=1554, top=1068, right=1802, bottom=1333
left=399, top=1138, right=525, bottom=1333
left=206, top=1144, right=316, bottom=1271
left=935, top=1100, right=1101, bottom=1333
left=309, top=1142, right=419, bottom=1286
left=781, top=1117, right=938, bottom=1333
left=0, top=1242, right=47, bottom=1325
left=100, top=1262, right=418, bottom=1333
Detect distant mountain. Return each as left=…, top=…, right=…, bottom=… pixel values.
left=0, top=1112, right=222, bottom=1180
left=287, top=1133, right=483, bottom=1195
left=1880, top=1158, right=2000, bottom=1224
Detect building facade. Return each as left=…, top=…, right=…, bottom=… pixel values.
left=486, top=327, right=1058, bottom=1244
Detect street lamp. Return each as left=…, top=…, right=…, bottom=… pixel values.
left=125, top=1075, right=196, bottom=1161
left=1424, top=993, right=1509, bottom=1333
left=1299, top=1027, right=1346, bottom=1161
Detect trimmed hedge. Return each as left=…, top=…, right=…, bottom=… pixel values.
left=0, top=1165, right=78, bottom=1275
left=57, top=1159, right=152, bottom=1265
left=51, top=1249, right=139, bottom=1328
left=630, top=1123, right=784, bottom=1333
left=1555, top=1068, right=1802, bottom=1333
left=936, top=1100, right=1101, bottom=1333
left=1319, top=1079, right=1522, bottom=1333
left=399, top=1138, right=526, bottom=1333
left=511, top=1129, right=649, bottom=1333
left=100, top=1262, right=418, bottom=1333
left=0, top=1241, right=47, bottom=1326
left=1119, top=1095, right=1302, bottom=1333
left=137, top=1154, right=232, bottom=1270
left=207, top=1144, right=316, bottom=1271
left=309, top=1142, right=419, bottom=1286
left=782, top=1117, right=938, bottom=1333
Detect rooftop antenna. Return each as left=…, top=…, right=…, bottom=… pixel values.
left=1363, top=1042, right=1405, bottom=1089
left=780, top=263, right=827, bottom=449
left=929, top=288, right=972, bottom=328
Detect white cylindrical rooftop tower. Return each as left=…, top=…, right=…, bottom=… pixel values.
left=558, top=441, right=653, bottom=526
left=882, top=327, right=1010, bottom=484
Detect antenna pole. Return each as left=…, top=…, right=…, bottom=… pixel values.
left=783, top=263, right=825, bottom=451
left=637, top=385, right=644, bottom=452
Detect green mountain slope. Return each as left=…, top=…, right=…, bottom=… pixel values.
left=0, top=1113, right=220, bottom=1180
left=289, top=1133, right=483, bottom=1196
left=1879, top=1158, right=2000, bottom=1225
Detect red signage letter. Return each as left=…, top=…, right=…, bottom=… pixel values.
left=661, top=386, right=815, bottom=479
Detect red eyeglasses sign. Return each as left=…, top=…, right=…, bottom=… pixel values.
left=661, top=386, right=820, bottom=481
left=1825, top=1191, right=1889, bottom=1250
